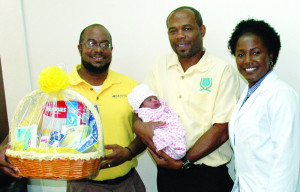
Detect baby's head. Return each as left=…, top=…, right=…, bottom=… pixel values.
left=128, top=84, right=161, bottom=113
left=140, top=96, right=161, bottom=109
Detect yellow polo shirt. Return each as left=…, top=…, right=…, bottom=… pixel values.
left=69, top=65, right=139, bottom=181
left=145, top=51, right=240, bottom=167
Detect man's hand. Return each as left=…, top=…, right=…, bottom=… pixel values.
left=147, top=147, right=182, bottom=170
left=133, top=119, right=165, bottom=152
left=100, top=144, right=131, bottom=169
left=0, top=145, right=21, bottom=178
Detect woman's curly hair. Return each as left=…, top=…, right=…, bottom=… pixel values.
left=228, top=19, right=281, bottom=65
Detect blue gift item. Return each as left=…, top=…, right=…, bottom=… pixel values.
left=5, top=66, right=105, bottom=180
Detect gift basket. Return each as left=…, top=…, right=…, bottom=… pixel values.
left=5, top=66, right=104, bottom=180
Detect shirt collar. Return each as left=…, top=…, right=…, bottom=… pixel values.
left=167, top=49, right=210, bottom=73
left=246, top=69, right=273, bottom=98
left=69, top=64, right=84, bottom=86
left=69, top=64, right=120, bottom=86
left=239, top=70, right=274, bottom=109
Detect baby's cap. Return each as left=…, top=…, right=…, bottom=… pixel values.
left=128, top=84, right=158, bottom=112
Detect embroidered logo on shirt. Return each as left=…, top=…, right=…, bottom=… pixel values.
left=200, top=78, right=212, bottom=92
left=112, top=94, right=127, bottom=98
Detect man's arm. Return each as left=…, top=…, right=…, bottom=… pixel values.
left=132, top=114, right=165, bottom=152
left=186, top=123, right=228, bottom=163
left=0, top=135, right=8, bottom=147
left=0, top=135, right=21, bottom=178
left=177, top=64, right=239, bottom=167
left=126, top=136, right=147, bottom=159
left=148, top=123, right=229, bottom=169
left=100, top=137, right=146, bottom=169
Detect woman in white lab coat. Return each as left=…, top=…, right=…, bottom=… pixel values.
left=227, top=19, right=300, bottom=192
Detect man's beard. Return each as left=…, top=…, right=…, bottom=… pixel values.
left=173, top=46, right=200, bottom=59
left=81, top=59, right=110, bottom=74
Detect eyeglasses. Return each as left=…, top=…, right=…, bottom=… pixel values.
left=81, top=41, right=112, bottom=50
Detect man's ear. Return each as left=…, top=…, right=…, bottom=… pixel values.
left=200, top=25, right=206, bottom=38
left=269, top=53, right=274, bottom=61
left=78, top=44, right=82, bottom=56
left=269, top=53, right=274, bottom=67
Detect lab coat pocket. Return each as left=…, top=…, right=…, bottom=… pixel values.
left=234, top=121, right=258, bottom=173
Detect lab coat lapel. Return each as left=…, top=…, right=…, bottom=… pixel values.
left=229, top=87, right=247, bottom=147
left=230, top=72, right=277, bottom=147
left=236, top=72, right=277, bottom=118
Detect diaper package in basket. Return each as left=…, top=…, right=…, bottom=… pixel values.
left=5, top=66, right=104, bottom=180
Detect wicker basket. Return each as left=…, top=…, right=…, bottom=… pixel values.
left=6, top=89, right=104, bottom=180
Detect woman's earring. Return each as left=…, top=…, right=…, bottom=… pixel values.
left=270, top=60, right=274, bottom=67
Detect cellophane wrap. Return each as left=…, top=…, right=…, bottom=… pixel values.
left=5, top=67, right=104, bottom=179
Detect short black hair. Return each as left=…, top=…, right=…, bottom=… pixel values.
left=79, top=24, right=112, bottom=44
left=228, top=19, right=281, bottom=65
left=166, top=6, right=203, bottom=28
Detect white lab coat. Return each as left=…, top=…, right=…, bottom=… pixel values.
left=229, top=72, right=300, bottom=192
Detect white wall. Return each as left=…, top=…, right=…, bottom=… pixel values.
left=1, top=0, right=299, bottom=192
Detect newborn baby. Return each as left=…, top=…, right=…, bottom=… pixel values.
left=128, top=84, right=186, bottom=159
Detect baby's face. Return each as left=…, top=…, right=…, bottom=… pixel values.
left=141, top=96, right=161, bottom=109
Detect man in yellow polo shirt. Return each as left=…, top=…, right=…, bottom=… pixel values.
left=134, top=6, right=240, bottom=192
left=67, top=24, right=146, bottom=192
